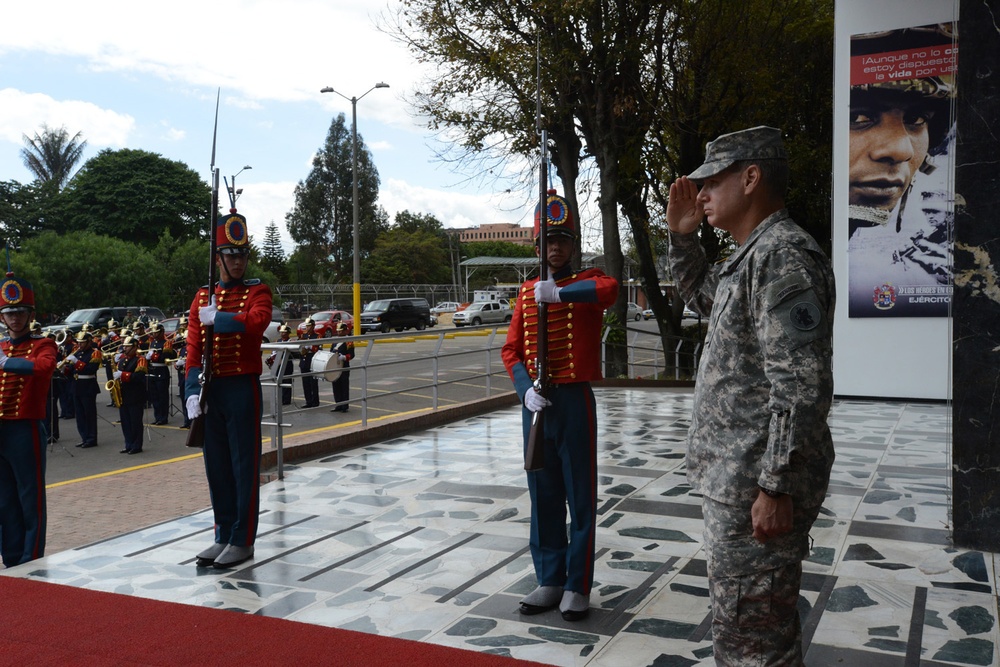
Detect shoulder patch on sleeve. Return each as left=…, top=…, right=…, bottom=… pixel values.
left=763, top=272, right=809, bottom=308
left=243, top=278, right=262, bottom=286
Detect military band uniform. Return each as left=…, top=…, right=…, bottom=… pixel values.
left=57, top=337, right=75, bottom=419
left=69, top=335, right=101, bottom=448
left=666, top=127, right=835, bottom=665
left=265, top=330, right=294, bottom=406
left=115, top=345, right=147, bottom=454
left=184, top=222, right=272, bottom=567
left=298, top=330, right=321, bottom=408
left=330, top=326, right=353, bottom=412
left=175, top=332, right=190, bottom=428
left=146, top=331, right=176, bottom=425
left=0, top=273, right=57, bottom=566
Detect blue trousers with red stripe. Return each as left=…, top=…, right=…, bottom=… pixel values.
left=202, top=375, right=262, bottom=547
left=522, top=382, right=598, bottom=595
left=0, top=419, right=47, bottom=567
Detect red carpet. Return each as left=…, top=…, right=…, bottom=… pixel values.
left=0, top=577, right=548, bottom=666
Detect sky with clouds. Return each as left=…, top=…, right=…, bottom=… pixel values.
left=0, top=0, right=543, bottom=252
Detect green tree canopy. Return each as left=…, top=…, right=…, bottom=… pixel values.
left=15, top=231, right=169, bottom=318
left=60, top=148, right=211, bottom=247
left=362, top=228, right=452, bottom=284
left=0, top=179, right=59, bottom=241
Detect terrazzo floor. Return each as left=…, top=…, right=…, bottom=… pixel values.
left=5, top=388, right=995, bottom=666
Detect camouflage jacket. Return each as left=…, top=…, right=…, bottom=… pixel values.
left=668, top=210, right=836, bottom=508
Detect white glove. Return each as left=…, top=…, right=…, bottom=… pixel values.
left=114, top=353, right=123, bottom=363
left=0, top=347, right=7, bottom=368
left=534, top=278, right=562, bottom=303
left=524, top=386, right=551, bottom=413
left=66, top=354, right=78, bottom=364
left=186, top=394, right=202, bottom=420
left=113, top=370, right=122, bottom=380
left=176, top=358, right=185, bottom=369
left=145, top=350, right=154, bottom=360
left=199, top=298, right=217, bottom=327
left=338, top=354, right=347, bottom=362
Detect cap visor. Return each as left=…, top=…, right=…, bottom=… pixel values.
left=687, top=159, right=733, bottom=181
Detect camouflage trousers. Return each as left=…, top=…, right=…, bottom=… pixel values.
left=703, top=497, right=821, bottom=666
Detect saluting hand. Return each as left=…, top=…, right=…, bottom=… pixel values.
left=666, top=176, right=704, bottom=234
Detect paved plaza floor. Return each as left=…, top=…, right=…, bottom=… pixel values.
left=3, top=388, right=993, bottom=666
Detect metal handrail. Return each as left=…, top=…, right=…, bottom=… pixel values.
left=260, top=322, right=702, bottom=478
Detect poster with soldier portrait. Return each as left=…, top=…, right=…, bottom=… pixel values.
left=847, top=22, right=958, bottom=317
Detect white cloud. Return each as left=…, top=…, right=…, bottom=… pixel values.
left=380, top=178, right=530, bottom=230
left=0, top=88, right=134, bottom=146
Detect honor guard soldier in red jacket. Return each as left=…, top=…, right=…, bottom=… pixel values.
left=67, top=330, right=101, bottom=449
left=185, top=208, right=272, bottom=569
left=501, top=191, right=618, bottom=621
left=0, top=268, right=58, bottom=566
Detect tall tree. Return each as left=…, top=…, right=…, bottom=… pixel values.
left=390, top=0, right=833, bottom=368
left=286, top=114, right=387, bottom=282
left=260, top=221, right=287, bottom=281
left=60, top=148, right=211, bottom=246
left=20, top=124, right=87, bottom=191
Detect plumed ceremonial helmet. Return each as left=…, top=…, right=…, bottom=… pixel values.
left=278, top=324, right=292, bottom=335
left=217, top=208, right=251, bottom=254
left=122, top=335, right=138, bottom=348
left=304, top=318, right=315, bottom=327
left=336, top=321, right=349, bottom=333
left=1, top=271, right=35, bottom=313
left=533, top=189, right=576, bottom=240
left=76, top=330, right=93, bottom=342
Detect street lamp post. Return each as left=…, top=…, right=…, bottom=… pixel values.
left=226, top=165, right=252, bottom=208
left=320, top=82, right=389, bottom=335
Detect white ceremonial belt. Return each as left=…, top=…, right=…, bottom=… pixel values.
left=76, top=374, right=97, bottom=379
left=151, top=363, right=168, bottom=367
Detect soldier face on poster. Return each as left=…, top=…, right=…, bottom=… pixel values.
left=847, top=22, right=957, bottom=317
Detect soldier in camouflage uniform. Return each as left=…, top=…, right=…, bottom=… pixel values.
left=666, top=126, right=835, bottom=666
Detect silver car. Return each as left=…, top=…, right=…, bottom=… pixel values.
left=452, top=301, right=512, bottom=327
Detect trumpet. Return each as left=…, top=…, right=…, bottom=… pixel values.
left=56, top=342, right=81, bottom=371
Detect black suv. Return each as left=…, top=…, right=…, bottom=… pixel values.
left=360, top=298, right=432, bottom=333
left=44, top=306, right=167, bottom=336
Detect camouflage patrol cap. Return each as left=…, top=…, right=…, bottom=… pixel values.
left=688, top=126, right=787, bottom=181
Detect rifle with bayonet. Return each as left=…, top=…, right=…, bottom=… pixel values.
left=186, top=89, right=221, bottom=449
left=524, top=38, right=548, bottom=473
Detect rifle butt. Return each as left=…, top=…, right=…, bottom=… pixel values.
left=524, top=410, right=545, bottom=471
left=185, top=414, right=206, bottom=448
